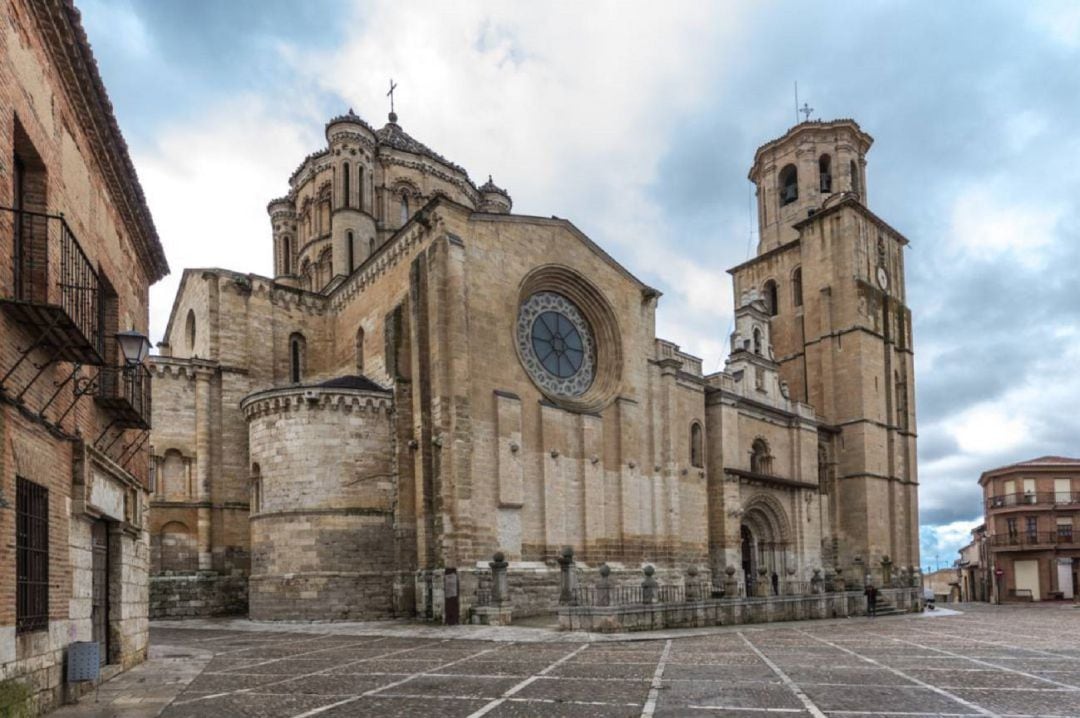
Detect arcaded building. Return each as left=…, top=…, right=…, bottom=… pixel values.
left=149, top=110, right=919, bottom=620
left=0, top=0, right=168, bottom=712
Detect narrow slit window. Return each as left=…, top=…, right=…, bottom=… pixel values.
left=342, top=161, right=351, bottom=207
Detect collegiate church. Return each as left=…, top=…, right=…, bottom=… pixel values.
left=147, top=109, right=918, bottom=620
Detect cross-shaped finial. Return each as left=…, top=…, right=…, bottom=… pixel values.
left=387, top=79, right=398, bottom=119
left=799, top=102, right=814, bottom=121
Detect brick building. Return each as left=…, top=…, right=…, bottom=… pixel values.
left=957, top=523, right=989, bottom=602
left=150, top=113, right=919, bottom=621
left=0, top=0, right=168, bottom=712
left=980, top=456, right=1080, bottom=601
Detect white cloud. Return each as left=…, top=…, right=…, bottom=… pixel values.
left=920, top=518, right=983, bottom=567
left=137, top=96, right=316, bottom=341
left=947, top=403, right=1030, bottom=456
left=946, top=186, right=1062, bottom=269
left=1028, top=0, right=1080, bottom=49
left=80, top=0, right=152, bottom=60
left=281, top=0, right=745, bottom=362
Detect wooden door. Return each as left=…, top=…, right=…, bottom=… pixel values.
left=1014, top=559, right=1041, bottom=601
left=91, top=520, right=109, bottom=666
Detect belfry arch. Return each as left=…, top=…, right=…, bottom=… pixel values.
left=739, top=494, right=792, bottom=593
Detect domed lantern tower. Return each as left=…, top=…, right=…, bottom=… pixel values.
left=326, top=109, right=378, bottom=276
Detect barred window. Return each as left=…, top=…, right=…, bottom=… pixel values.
left=16, top=477, right=49, bottom=633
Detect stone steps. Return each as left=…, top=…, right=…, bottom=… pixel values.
left=871, top=598, right=907, bottom=617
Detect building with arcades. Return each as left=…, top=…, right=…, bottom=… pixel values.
left=148, top=111, right=919, bottom=622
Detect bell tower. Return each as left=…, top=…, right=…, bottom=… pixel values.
left=749, top=120, right=871, bottom=253
left=731, top=119, right=919, bottom=575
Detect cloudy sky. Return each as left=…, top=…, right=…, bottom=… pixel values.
left=79, top=0, right=1080, bottom=567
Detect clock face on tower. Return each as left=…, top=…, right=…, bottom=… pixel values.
left=876, top=266, right=889, bottom=291
left=516, top=291, right=595, bottom=397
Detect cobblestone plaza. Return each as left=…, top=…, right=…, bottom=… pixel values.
left=59, top=604, right=1080, bottom=717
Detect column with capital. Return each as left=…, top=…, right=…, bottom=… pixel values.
left=194, top=364, right=214, bottom=571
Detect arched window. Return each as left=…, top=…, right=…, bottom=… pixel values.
left=162, top=449, right=187, bottom=499
left=358, top=169, right=364, bottom=211
left=850, top=159, right=861, bottom=195
left=342, top=161, right=350, bottom=207
left=250, top=462, right=262, bottom=514
left=750, top=438, right=772, bottom=475
left=792, top=267, right=803, bottom=307
left=779, top=164, right=798, bottom=206
left=282, top=236, right=291, bottom=274
left=347, top=230, right=355, bottom=272
left=895, top=371, right=907, bottom=429
left=817, top=444, right=828, bottom=486
left=300, top=259, right=311, bottom=290
left=752, top=327, right=762, bottom=355
left=355, top=326, right=365, bottom=373
left=185, top=309, right=196, bottom=351
left=690, top=422, right=704, bottom=468
left=400, top=192, right=409, bottom=225
left=763, top=279, right=779, bottom=317
left=158, top=521, right=196, bottom=573
left=818, top=155, right=832, bottom=192
left=290, top=333, right=305, bottom=383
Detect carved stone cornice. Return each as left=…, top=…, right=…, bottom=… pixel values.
left=240, top=386, right=394, bottom=421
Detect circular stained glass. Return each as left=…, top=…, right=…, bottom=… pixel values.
left=516, top=292, right=595, bottom=397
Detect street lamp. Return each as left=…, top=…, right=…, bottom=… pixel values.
left=115, top=329, right=151, bottom=367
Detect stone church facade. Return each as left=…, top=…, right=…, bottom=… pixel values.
left=148, top=111, right=918, bottom=621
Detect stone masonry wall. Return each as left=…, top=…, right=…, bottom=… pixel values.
left=243, top=386, right=397, bottom=620
left=150, top=575, right=247, bottom=619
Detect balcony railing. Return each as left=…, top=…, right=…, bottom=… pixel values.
left=1, top=206, right=102, bottom=364
left=95, top=364, right=151, bottom=430
left=990, top=531, right=1078, bottom=548
left=987, top=492, right=1080, bottom=509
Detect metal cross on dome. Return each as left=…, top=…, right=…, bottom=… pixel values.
left=800, top=102, right=814, bottom=121
left=387, top=79, right=398, bottom=115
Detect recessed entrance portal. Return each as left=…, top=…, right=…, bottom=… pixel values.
left=739, top=496, right=794, bottom=596
left=741, top=525, right=755, bottom=591
left=91, top=519, right=110, bottom=666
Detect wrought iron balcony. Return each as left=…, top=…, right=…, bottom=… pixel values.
left=1, top=206, right=102, bottom=364
left=986, top=492, right=1080, bottom=509
left=990, top=531, right=1078, bottom=548
left=95, top=364, right=151, bottom=430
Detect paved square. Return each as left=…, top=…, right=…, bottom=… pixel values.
left=67, top=603, right=1080, bottom=717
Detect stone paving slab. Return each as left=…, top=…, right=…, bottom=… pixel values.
left=50, top=603, right=1080, bottom=717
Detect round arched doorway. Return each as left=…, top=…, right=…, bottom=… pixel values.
left=740, top=496, right=793, bottom=595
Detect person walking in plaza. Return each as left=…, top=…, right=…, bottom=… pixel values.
left=865, top=583, right=878, bottom=617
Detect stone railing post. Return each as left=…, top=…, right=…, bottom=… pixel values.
left=723, top=565, right=739, bottom=598
left=596, top=563, right=612, bottom=606
left=811, top=568, right=824, bottom=594
left=785, top=566, right=799, bottom=595
left=880, top=555, right=893, bottom=588
left=756, top=568, right=770, bottom=597
left=686, top=566, right=700, bottom=602
left=833, top=568, right=846, bottom=593
left=641, top=564, right=658, bottom=604
left=489, top=551, right=509, bottom=605
left=823, top=567, right=835, bottom=593
left=557, top=546, right=576, bottom=605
